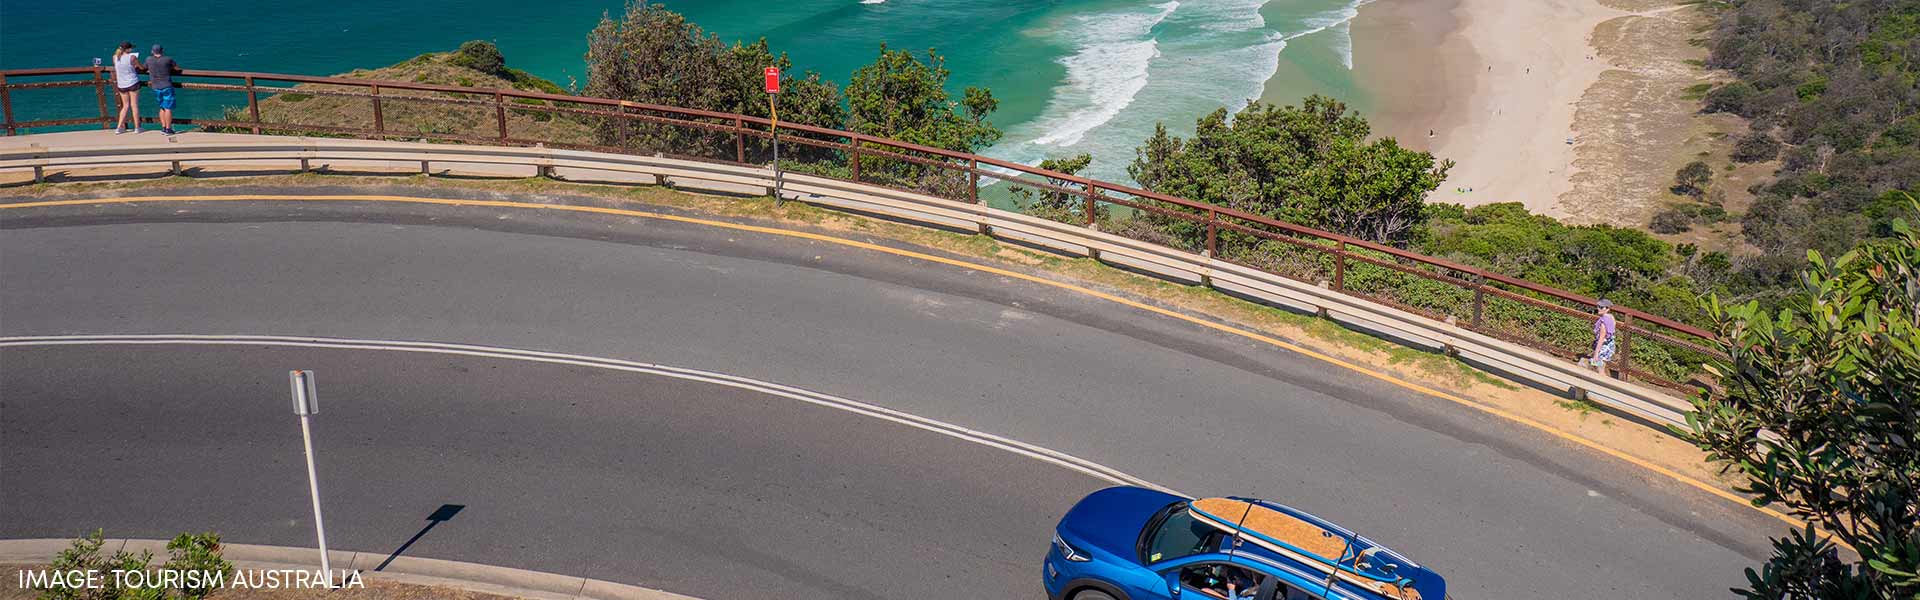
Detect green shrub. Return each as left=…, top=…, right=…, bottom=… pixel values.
left=36, top=530, right=155, bottom=600
left=1650, top=207, right=1693, bottom=233
left=1731, top=131, right=1781, bottom=162
left=162, top=533, right=232, bottom=600
left=448, top=40, right=507, bottom=77
left=1702, top=81, right=1758, bottom=116
left=1672, top=160, right=1712, bottom=197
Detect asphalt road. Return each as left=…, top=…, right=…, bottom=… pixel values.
left=2, top=344, right=1099, bottom=598
left=1, top=192, right=1785, bottom=599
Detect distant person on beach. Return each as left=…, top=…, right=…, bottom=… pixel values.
left=139, top=45, right=181, bottom=136
left=1585, top=299, right=1617, bottom=372
left=111, top=42, right=141, bottom=134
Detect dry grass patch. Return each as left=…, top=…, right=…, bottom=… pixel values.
left=1560, top=4, right=1718, bottom=227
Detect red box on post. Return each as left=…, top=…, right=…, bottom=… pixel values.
left=764, top=67, right=780, bottom=94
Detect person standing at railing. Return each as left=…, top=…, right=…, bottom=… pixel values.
left=1585, top=299, right=1617, bottom=373
left=111, top=42, right=143, bottom=134
left=139, top=45, right=181, bottom=136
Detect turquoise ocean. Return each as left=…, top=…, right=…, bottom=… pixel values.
left=1, top=0, right=1375, bottom=183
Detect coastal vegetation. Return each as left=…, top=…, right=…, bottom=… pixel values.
left=1125, top=96, right=1450, bottom=247
left=1683, top=219, right=1920, bottom=599
left=35, top=530, right=234, bottom=600
left=580, top=2, right=999, bottom=195
left=1692, top=0, right=1920, bottom=303
left=209, top=41, right=592, bottom=143
left=1110, top=98, right=1708, bottom=383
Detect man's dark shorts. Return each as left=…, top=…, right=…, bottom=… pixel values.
left=153, top=86, right=176, bottom=110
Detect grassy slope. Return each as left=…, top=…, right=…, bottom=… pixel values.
left=243, top=52, right=596, bottom=144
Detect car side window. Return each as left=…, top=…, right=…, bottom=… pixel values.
left=1176, top=563, right=1266, bottom=600
left=1143, top=505, right=1222, bottom=564
left=1272, top=581, right=1316, bottom=600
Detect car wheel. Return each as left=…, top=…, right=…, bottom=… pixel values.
left=1071, top=590, right=1117, bottom=600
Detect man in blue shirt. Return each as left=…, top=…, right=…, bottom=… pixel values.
left=141, top=45, right=182, bottom=135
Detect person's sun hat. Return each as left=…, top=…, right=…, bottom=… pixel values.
left=1596, top=298, right=1613, bottom=310
left=151, top=44, right=163, bottom=54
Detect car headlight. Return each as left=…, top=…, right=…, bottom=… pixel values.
left=1052, top=533, right=1090, bottom=562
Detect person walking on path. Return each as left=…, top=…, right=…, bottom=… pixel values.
left=110, top=42, right=142, bottom=134
left=140, top=45, right=182, bottom=136
left=1586, top=299, right=1617, bottom=373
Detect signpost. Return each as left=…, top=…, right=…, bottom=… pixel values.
left=289, top=370, right=332, bottom=582
left=765, top=66, right=782, bottom=203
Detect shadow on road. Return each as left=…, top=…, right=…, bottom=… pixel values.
left=373, top=504, right=464, bottom=571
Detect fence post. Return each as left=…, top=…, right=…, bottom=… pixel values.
left=370, top=85, right=384, bottom=138
left=495, top=92, right=508, bottom=143
left=1471, top=273, right=1486, bottom=328
left=245, top=76, right=261, bottom=134
left=1205, top=211, right=1219, bottom=257
left=92, top=67, right=110, bottom=129
left=0, top=73, right=15, bottom=135
left=968, top=158, right=979, bottom=204
left=1084, top=183, right=1098, bottom=228
left=1615, top=314, right=1632, bottom=380
left=734, top=117, right=745, bottom=163
left=1333, top=241, right=1347, bottom=291
left=849, top=135, right=861, bottom=182
left=617, top=107, right=628, bottom=151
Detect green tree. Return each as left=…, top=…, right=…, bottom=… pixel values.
left=1674, top=160, right=1714, bottom=197
left=842, top=44, right=1000, bottom=197
left=1008, top=153, right=1098, bottom=224
left=843, top=44, right=1001, bottom=153
left=1126, top=95, right=1450, bottom=247
left=582, top=2, right=842, bottom=159
left=1734, top=130, right=1783, bottom=163
left=1683, top=214, right=1920, bottom=599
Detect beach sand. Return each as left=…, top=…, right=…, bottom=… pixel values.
left=1345, top=0, right=1731, bottom=227
left=1352, top=0, right=1626, bottom=217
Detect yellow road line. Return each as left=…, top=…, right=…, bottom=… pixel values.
left=2, top=193, right=1811, bottom=533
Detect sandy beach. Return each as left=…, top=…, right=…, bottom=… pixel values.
left=1350, top=0, right=1629, bottom=218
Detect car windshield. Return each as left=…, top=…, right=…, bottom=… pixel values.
left=1143, top=504, right=1219, bottom=564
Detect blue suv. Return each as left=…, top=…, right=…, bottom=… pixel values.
left=1044, top=486, right=1445, bottom=600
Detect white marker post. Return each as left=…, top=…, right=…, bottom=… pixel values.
left=290, top=370, right=332, bottom=583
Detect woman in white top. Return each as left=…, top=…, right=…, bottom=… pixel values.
left=112, top=41, right=142, bottom=134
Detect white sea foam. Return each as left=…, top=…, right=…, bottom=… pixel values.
left=860, top=0, right=884, bottom=4
left=1278, top=0, right=1377, bottom=70
left=1022, top=1, right=1179, bottom=148
left=987, top=0, right=1380, bottom=183
left=1334, top=19, right=1354, bottom=69
left=1196, top=0, right=1270, bottom=33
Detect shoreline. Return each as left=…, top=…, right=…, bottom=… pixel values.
left=1343, top=0, right=1626, bottom=217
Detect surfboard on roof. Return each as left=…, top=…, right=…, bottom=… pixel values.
left=1187, top=497, right=1442, bottom=600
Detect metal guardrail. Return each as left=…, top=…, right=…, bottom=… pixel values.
left=0, top=65, right=1726, bottom=395
left=0, top=137, right=1696, bottom=426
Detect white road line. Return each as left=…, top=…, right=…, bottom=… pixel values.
left=0, top=333, right=1178, bottom=494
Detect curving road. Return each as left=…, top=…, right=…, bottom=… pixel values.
left=2, top=192, right=1782, bottom=599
